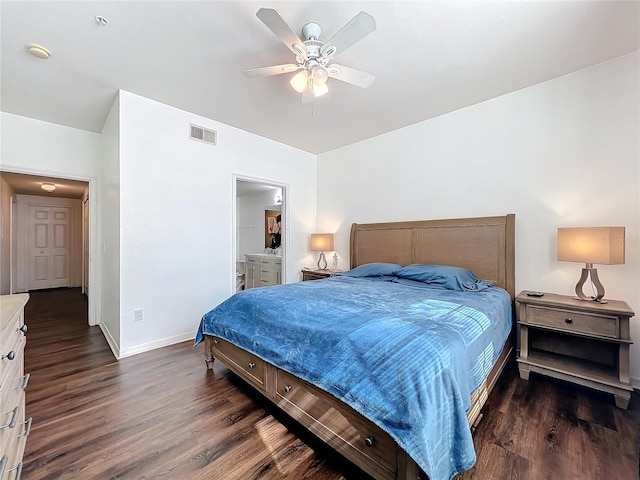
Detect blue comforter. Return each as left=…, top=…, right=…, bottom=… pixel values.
left=195, top=276, right=512, bottom=480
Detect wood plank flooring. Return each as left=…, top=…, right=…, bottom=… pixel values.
left=21, top=288, right=640, bottom=480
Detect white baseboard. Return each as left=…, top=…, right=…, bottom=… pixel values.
left=99, top=322, right=120, bottom=359
left=118, top=331, right=197, bottom=359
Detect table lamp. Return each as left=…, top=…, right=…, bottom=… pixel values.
left=310, top=233, right=334, bottom=270
left=557, top=227, right=625, bottom=303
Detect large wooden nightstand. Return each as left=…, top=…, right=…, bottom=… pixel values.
left=516, top=291, right=635, bottom=409
left=301, top=269, right=342, bottom=281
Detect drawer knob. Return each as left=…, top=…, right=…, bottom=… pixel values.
left=283, top=385, right=292, bottom=394
left=213, top=339, right=219, bottom=344
left=19, top=324, right=28, bottom=334
left=565, top=318, right=573, bottom=324
left=1, top=351, right=15, bottom=361
left=248, top=362, right=256, bottom=369
left=364, top=436, right=376, bottom=448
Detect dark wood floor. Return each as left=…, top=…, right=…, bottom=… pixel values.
left=21, top=288, right=640, bottom=480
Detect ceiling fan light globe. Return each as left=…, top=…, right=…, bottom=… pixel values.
left=290, top=70, right=309, bottom=93
left=313, top=83, right=329, bottom=97
left=312, top=66, right=329, bottom=85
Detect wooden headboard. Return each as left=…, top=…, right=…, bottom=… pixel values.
left=349, top=214, right=515, bottom=299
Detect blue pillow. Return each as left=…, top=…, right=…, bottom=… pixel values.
left=394, top=264, right=493, bottom=291
left=338, top=262, right=402, bottom=278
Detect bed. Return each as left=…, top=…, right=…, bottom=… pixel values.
left=197, top=214, right=516, bottom=480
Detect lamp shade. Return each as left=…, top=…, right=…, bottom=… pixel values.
left=310, top=233, right=334, bottom=252
left=557, top=227, right=625, bottom=265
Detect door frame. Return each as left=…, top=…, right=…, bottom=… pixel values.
left=9, top=196, right=16, bottom=294
left=82, top=196, right=89, bottom=295
left=232, top=173, right=289, bottom=292
left=1, top=166, right=99, bottom=327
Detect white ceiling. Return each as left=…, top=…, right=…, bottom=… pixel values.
left=0, top=172, right=88, bottom=199
left=1, top=1, right=638, bottom=155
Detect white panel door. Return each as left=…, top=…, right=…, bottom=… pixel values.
left=28, top=206, right=72, bottom=290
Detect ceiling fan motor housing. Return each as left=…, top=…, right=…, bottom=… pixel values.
left=302, top=22, right=322, bottom=41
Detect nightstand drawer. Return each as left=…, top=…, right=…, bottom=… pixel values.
left=301, top=269, right=343, bottom=281
left=527, top=306, right=618, bottom=338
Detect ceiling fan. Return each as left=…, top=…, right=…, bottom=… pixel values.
left=244, top=8, right=376, bottom=103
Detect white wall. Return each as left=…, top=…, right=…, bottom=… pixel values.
left=117, top=91, right=316, bottom=357
left=98, top=94, right=121, bottom=356
left=1, top=112, right=102, bottom=177
left=317, top=52, right=640, bottom=384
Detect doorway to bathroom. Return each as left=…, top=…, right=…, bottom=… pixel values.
left=234, top=176, right=287, bottom=292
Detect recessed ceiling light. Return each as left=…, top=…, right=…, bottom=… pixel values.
left=41, top=183, right=56, bottom=192
left=26, top=44, right=51, bottom=60
left=95, top=15, right=109, bottom=26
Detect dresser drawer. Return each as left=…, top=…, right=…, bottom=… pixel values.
left=1, top=395, right=25, bottom=465
left=527, top=306, right=618, bottom=338
left=0, top=311, right=25, bottom=382
left=1, top=341, right=26, bottom=406
left=1, top=342, right=25, bottom=451
left=2, top=398, right=27, bottom=480
left=210, top=338, right=266, bottom=391
left=275, top=369, right=396, bottom=475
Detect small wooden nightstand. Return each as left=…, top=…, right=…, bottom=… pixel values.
left=516, top=291, right=635, bottom=409
left=301, top=269, right=342, bottom=281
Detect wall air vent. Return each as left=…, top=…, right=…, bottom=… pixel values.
left=189, top=124, right=217, bottom=146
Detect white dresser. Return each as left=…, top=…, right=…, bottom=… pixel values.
left=1, top=294, right=31, bottom=480
left=244, top=254, right=282, bottom=289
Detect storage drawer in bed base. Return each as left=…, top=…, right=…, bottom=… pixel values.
left=204, top=335, right=409, bottom=479
left=204, top=334, right=512, bottom=480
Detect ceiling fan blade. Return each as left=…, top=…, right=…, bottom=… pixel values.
left=327, top=64, right=375, bottom=88
left=321, top=11, right=376, bottom=57
left=256, top=8, right=309, bottom=57
left=244, top=64, right=301, bottom=79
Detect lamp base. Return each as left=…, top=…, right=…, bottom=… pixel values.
left=317, top=251, right=327, bottom=270
left=574, top=266, right=607, bottom=303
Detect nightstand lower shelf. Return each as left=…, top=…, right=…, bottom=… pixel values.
left=517, top=291, right=634, bottom=409
left=517, top=351, right=633, bottom=409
